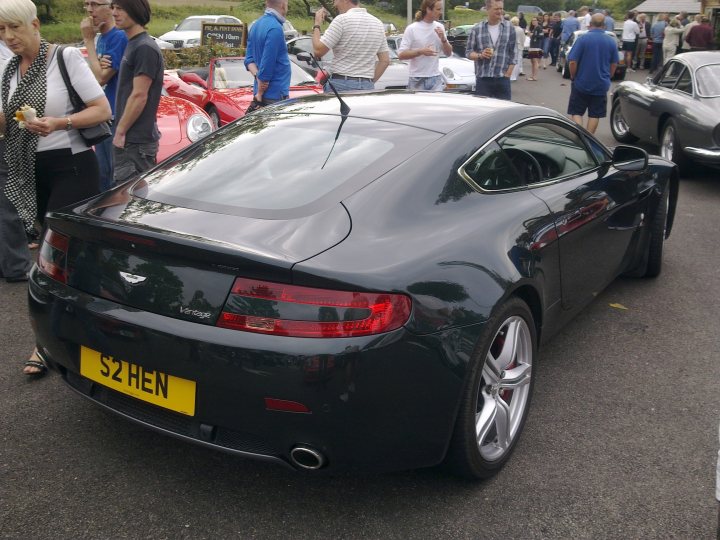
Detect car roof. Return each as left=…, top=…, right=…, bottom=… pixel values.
left=263, top=91, right=553, bottom=134
left=671, top=51, right=720, bottom=70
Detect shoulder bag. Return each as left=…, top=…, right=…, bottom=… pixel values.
left=56, top=45, right=112, bottom=147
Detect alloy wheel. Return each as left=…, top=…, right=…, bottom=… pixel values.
left=476, top=315, right=533, bottom=462
left=612, top=104, right=630, bottom=138
left=660, top=124, right=676, bottom=162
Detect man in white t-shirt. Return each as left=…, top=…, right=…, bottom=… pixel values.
left=398, top=0, right=452, bottom=91
left=312, top=0, right=390, bottom=92
left=621, top=12, right=640, bottom=71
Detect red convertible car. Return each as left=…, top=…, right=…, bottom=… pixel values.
left=156, top=93, right=214, bottom=162
left=164, top=57, right=324, bottom=128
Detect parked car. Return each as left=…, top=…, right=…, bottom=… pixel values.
left=387, top=34, right=476, bottom=91
left=29, top=91, right=677, bottom=478
left=163, top=57, right=323, bottom=128
left=247, top=18, right=299, bottom=41
left=287, top=36, right=408, bottom=90
left=610, top=51, right=720, bottom=172
left=77, top=45, right=213, bottom=161
left=159, top=15, right=243, bottom=49
left=156, top=92, right=214, bottom=162
left=557, top=29, right=626, bottom=81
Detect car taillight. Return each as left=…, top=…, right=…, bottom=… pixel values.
left=38, top=228, right=69, bottom=284
left=217, top=278, right=411, bottom=338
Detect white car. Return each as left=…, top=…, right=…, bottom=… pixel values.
left=159, top=15, right=243, bottom=49
left=387, top=35, right=476, bottom=92
left=247, top=19, right=299, bottom=42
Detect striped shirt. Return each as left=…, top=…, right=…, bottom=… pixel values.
left=320, top=8, right=389, bottom=79
left=466, top=20, right=516, bottom=78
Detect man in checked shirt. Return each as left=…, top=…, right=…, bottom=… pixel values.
left=465, top=0, right=516, bottom=100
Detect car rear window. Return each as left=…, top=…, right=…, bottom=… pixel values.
left=134, top=114, right=440, bottom=217
left=695, top=64, right=720, bottom=97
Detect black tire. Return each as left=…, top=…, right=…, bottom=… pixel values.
left=610, top=99, right=638, bottom=143
left=659, top=118, right=688, bottom=172
left=445, top=297, right=537, bottom=480
left=206, top=105, right=220, bottom=129
left=644, top=190, right=669, bottom=278
left=556, top=60, right=562, bottom=73
left=562, top=62, right=570, bottom=79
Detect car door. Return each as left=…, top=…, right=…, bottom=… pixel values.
left=496, top=120, right=644, bottom=310
left=621, top=60, right=689, bottom=142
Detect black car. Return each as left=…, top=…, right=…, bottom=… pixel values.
left=29, top=92, right=678, bottom=478
left=610, top=51, right=720, bottom=172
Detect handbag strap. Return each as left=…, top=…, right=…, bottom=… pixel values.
left=55, top=45, right=85, bottom=113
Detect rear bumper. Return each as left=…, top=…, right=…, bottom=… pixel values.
left=29, top=268, right=472, bottom=473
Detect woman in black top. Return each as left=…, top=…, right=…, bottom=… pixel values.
left=527, top=16, right=544, bottom=80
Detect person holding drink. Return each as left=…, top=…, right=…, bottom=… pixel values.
left=398, top=0, right=452, bottom=92
left=466, top=0, right=515, bottom=100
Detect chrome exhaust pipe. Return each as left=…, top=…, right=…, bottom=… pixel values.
left=289, top=445, right=326, bottom=470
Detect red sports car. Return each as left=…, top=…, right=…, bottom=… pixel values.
left=156, top=93, right=214, bottom=162
left=78, top=45, right=213, bottom=162
left=163, top=56, right=324, bottom=128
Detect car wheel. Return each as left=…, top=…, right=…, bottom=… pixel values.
left=446, top=297, right=536, bottom=479
left=562, top=63, right=570, bottom=79
left=556, top=61, right=562, bottom=73
left=644, top=189, right=670, bottom=278
left=660, top=119, right=688, bottom=171
left=206, top=105, right=220, bottom=129
left=610, top=100, right=638, bottom=143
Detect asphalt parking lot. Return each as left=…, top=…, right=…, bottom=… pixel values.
left=1, top=65, right=718, bottom=539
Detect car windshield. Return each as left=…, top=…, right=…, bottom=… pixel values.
left=176, top=18, right=216, bottom=31
left=135, top=114, right=440, bottom=215
left=212, top=59, right=314, bottom=88
left=694, top=64, right=720, bottom=97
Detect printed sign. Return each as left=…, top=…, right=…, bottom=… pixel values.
left=201, top=22, right=245, bottom=48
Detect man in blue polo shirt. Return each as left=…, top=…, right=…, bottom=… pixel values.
left=567, top=13, right=617, bottom=134
left=244, top=0, right=291, bottom=106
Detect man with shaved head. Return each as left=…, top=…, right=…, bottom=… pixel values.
left=566, top=13, right=617, bottom=134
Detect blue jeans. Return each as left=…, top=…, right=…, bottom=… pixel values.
left=324, top=78, right=374, bottom=93
left=95, top=120, right=116, bottom=192
left=408, top=75, right=445, bottom=92
left=475, top=77, right=511, bottom=100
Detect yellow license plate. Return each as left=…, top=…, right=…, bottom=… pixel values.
left=80, top=346, right=196, bottom=416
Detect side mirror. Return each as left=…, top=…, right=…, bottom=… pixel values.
left=296, top=52, right=313, bottom=65
left=612, top=145, right=648, bottom=171
left=180, top=72, right=207, bottom=89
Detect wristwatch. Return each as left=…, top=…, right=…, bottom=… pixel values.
left=313, top=25, right=322, bottom=31
left=65, top=116, right=73, bottom=131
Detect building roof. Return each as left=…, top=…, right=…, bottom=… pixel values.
left=630, top=0, right=701, bottom=14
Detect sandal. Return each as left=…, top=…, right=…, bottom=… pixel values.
left=527, top=77, right=536, bottom=81
left=23, top=350, right=47, bottom=378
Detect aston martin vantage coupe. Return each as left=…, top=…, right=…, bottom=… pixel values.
left=29, top=91, right=678, bottom=478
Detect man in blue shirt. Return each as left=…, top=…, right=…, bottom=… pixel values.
left=244, top=0, right=291, bottom=105
left=604, top=10, right=615, bottom=32
left=81, top=0, right=128, bottom=191
left=561, top=10, right=580, bottom=44
left=567, top=13, right=617, bottom=134
left=649, top=13, right=667, bottom=73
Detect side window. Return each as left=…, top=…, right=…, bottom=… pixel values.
left=675, top=67, right=693, bottom=95
left=497, top=122, right=598, bottom=183
left=461, top=143, right=524, bottom=192
left=658, top=61, right=685, bottom=89
left=584, top=135, right=609, bottom=164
